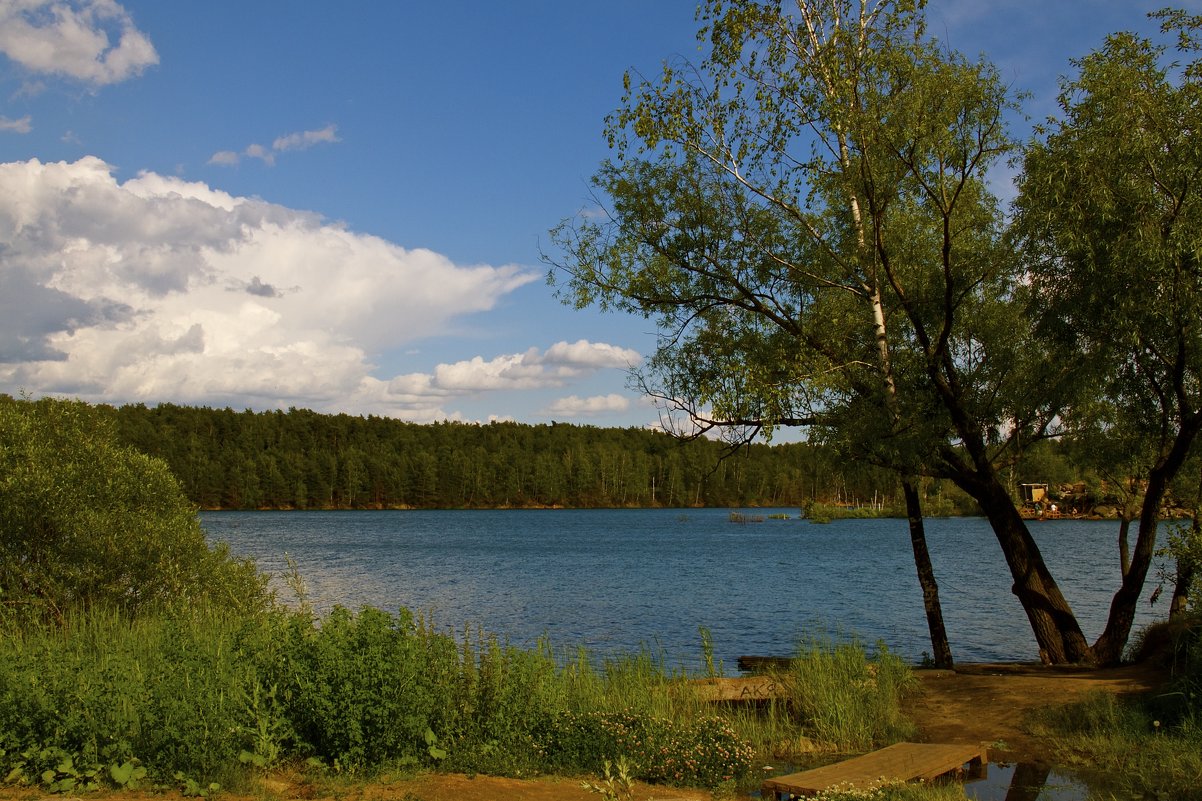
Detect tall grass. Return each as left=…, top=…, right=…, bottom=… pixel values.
left=0, top=607, right=271, bottom=788
left=773, top=637, right=917, bottom=753
left=0, top=606, right=917, bottom=793
left=1026, top=613, right=1202, bottom=800
left=1029, top=691, right=1202, bottom=799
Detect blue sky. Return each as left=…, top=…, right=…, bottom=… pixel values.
left=0, top=0, right=1186, bottom=428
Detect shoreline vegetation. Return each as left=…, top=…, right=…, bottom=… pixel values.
left=2, top=608, right=1200, bottom=800
left=0, top=396, right=1163, bottom=519
left=2, top=397, right=1200, bottom=800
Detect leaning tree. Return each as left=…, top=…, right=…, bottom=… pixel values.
left=1015, top=10, right=1202, bottom=663
left=551, top=0, right=1101, bottom=663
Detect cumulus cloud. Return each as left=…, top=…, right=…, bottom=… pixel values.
left=210, top=124, right=340, bottom=167
left=0, top=0, right=158, bottom=86
left=545, top=393, right=631, bottom=417
left=384, top=341, right=642, bottom=414
left=0, top=156, right=538, bottom=416
left=540, top=339, right=640, bottom=369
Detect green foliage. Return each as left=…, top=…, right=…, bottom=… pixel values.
left=0, top=396, right=267, bottom=625
left=1161, top=519, right=1202, bottom=608
left=99, top=398, right=915, bottom=511
left=0, top=608, right=285, bottom=784
left=0, top=604, right=929, bottom=791
left=266, top=606, right=437, bottom=769
left=1035, top=620, right=1202, bottom=798
left=803, top=502, right=905, bottom=521
left=1015, top=6, right=1202, bottom=662
left=1, top=746, right=136, bottom=794
left=775, top=639, right=917, bottom=752
left=546, top=0, right=1104, bottom=666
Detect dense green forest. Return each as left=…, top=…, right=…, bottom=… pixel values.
left=79, top=400, right=960, bottom=511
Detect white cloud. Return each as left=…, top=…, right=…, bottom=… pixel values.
left=540, top=339, right=640, bottom=369
left=211, top=125, right=340, bottom=167
left=207, top=149, right=239, bottom=166
left=273, top=124, right=339, bottom=152
left=0, top=0, right=158, bottom=86
left=385, top=341, right=643, bottom=409
left=243, top=142, right=274, bottom=166
left=545, top=393, right=631, bottom=417
left=0, top=156, right=538, bottom=417
left=0, top=114, right=31, bottom=133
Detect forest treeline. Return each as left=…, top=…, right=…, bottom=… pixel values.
left=90, top=401, right=965, bottom=511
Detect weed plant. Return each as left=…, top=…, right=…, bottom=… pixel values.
left=0, top=604, right=919, bottom=794
left=0, top=606, right=274, bottom=790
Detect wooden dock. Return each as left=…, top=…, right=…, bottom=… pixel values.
left=761, top=742, right=986, bottom=799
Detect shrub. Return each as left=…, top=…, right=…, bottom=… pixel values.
left=438, top=632, right=564, bottom=776
left=0, top=396, right=267, bottom=625
left=269, top=606, right=440, bottom=769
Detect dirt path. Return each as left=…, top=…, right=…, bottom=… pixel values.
left=905, top=661, right=1168, bottom=760
left=0, top=663, right=1167, bottom=801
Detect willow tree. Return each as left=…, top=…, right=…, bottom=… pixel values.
left=1015, top=10, right=1202, bottom=664
left=550, top=0, right=1095, bottom=663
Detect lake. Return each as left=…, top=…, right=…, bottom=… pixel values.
left=201, top=509, right=1166, bottom=669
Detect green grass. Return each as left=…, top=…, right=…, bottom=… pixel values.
left=0, top=606, right=274, bottom=791
left=0, top=606, right=924, bottom=794
left=1028, top=688, right=1202, bottom=799
left=803, top=503, right=904, bottom=522
left=1005, top=611, right=1202, bottom=800
left=771, top=638, right=917, bottom=754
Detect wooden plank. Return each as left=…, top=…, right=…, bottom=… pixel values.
left=689, top=676, right=785, bottom=702
left=737, top=655, right=794, bottom=673
left=761, top=742, right=985, bottom=799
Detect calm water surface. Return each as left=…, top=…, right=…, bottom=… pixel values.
left=202, top=509, right=1165, bottom=670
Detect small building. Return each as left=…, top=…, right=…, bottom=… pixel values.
left=1020, top=483, right=1048, bottom=505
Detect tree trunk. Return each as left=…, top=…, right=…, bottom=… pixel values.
left=1117, top=515, right=1132, bottom=578
left=1093, top=498, right=1161, bottom=663
left=971, top=476, right=1093, bottom=664
left=1093, top=416, right=1202, bottom=664
left=903, top=478, right=954, bottom=668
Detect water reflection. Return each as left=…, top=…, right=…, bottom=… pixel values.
left=965, top=762, right=1087, bottom=801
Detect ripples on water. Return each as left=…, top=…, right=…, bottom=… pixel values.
left=202, top=509, right=1165, bottom=670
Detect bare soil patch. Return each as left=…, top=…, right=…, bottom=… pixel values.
left=905, top=661, right=1169, bottom=761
